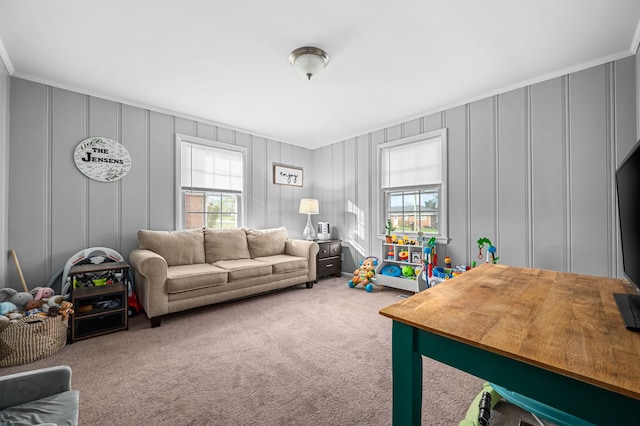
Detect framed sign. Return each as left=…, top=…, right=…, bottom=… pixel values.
left=74, top=137, right=132, bottom=182
left=273, top=164, right=303, bottom=187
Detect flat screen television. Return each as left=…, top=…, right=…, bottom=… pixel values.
left=614, top=138, right=640, bottom=331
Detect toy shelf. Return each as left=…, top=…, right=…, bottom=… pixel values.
left=376, top=243, right=427, bottom=293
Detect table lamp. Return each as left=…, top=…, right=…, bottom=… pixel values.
left=299, top=198, right=319, bottom=240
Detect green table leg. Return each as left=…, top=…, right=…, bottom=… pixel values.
left=392, top=321, right=423, bottom=425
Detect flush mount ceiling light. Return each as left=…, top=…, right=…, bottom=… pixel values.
left=289, top=46, right=330, bottom=80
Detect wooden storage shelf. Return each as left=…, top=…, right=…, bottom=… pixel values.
left=69, top=262, right=129, bottom=342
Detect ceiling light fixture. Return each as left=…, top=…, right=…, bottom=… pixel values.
left=289, top=46, right=330, bottom=80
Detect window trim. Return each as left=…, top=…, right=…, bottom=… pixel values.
left=175, top=133, right=247, bottom=230
left=377, top=128, right=448, bottom=243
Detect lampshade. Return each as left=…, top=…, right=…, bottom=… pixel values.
left=289, top=47, right=330, bottom=80
left=299, top=198, right=319, bottom=240
left=299, top=198, right=319, bottom=215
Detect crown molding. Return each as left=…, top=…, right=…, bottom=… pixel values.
left=9, top=71, right=301, bottom=149
left=631, top=16, right=640, bottom=54
left=0, top=36, right=15, bottom=75
left=351, top=48, right=637, bottom=145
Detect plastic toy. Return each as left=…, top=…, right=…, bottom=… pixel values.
left=385, top=219, right=395, bottom=242
left=460, top=381, right=593, bottom=426
left=398, top=250, right=409, bottom=262
left=401, top=265, right=415, bottom=279
left=380, top=264, right=401, bottom=277
left=422, top=236, right=438, bottom=280
left=348, top=257, right=379, bottom=292
left=475, top=237, right=499, bottom=265
left=60, top=246, right=142, bottom=317
left=387, top=246, right=395, bottom=260
left=444, top=256, right=452, bottom=268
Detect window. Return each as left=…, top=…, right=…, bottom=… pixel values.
left=379, top=129, right=448, bottom=241
left=176, top=134, right=246, bottom=230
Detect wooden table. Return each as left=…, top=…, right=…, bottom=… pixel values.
left=379, top=263, right=640, bottom=425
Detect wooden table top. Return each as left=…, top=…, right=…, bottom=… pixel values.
left=379, top=263, right=640, bottom=400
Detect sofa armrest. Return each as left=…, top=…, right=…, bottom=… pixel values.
left=0, top=365, right=72, bottom=410
left=285, top=240, right=319, bottom=281
left=129, top=248, right=169, bottom=319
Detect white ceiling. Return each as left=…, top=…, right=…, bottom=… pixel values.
left=1, top=1, right=639, bottom=149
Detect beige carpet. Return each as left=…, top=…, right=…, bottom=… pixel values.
left=1, top=277, right=545, bottom=425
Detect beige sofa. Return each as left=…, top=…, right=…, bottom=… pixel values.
left=129, top=227, right=319, bottom=327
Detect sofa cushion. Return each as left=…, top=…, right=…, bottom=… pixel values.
left=166, top=264, right=228, bottom=293
left=138, top=229, right=205, bottom=266
left=253, top=255, right=308, bottom=274
left=245, top=227, right=288, bottom=258
left=0, top=389, right=79, bottom=426
left=213, top=259, right=273, bottom=281
left=204, top=228, right=251, bottom=263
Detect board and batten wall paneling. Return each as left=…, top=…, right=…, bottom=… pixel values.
left=497, top=88, right=528, bottom=269
left=614, top=56, right=638, bottom=276
left=445, top=106, right=470, bottom=264
left=321, top=56, right=636, bottom=278
left=6, top=77, right=314, bottom=288
left=0, top=64, right=9, bottom=285
left=469, top=98, right=497, bottom=254
left=569, top=65, right=611, bottom=276
left=529, top=77, right=567, bottom=271
left=120, top=104, right=149, bottom=254
left=50, top=88, right=87, bottom=271
left=8, top=79, right=49, bottom=283
left=87, top=96, right=120, bottom=250
left=4, top=54, right=638, bottom=287
left=342, top=138, right=358, bottom=273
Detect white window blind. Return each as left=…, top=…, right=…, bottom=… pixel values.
left=181, top=143, right=243, bottom=192
left=380, top=135, right=442, bottom=189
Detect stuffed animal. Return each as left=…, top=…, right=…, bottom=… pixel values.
left=24, top=300, right=43, bottom=311
left=0, top=288, right=33, bottom=311
left=47, top=306, right=60, bottom=317
left=43, top=295, right=65, bottom=310
left=58, top=301, right=74, bottom=320
left=29, top=287, right=55, bottom=302
left=0, top=301, right=17, bottom=316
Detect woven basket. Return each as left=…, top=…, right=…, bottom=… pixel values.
left=0, top=315, right=68, bottom=367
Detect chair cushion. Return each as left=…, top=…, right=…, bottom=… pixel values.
left=166, top=264, right=228, bottom=293
left=0, top=389, right=79, bottom=426
left=204, top=228, right=251, bottom=263
left=138, top=229, right=205, bottom=266
left=245, top=227, right=288, bottom=258
left=253, top=255, right=308, bottom=274
left=213, top=259, right=273, bottom=281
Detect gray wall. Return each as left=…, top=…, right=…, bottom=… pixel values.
left=0, top=60, right=8, bottom=286
left=321, top=56, right=637, bottom=278
left=3, top=53, right=639, bottom=289
left=6, top=78, right=314, bottom=288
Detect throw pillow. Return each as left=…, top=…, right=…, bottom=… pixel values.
left=245, top=227, right=288, bottom=258
left=204, top=228, right=251, bottom=263
left=138, top=229, right=205, bottom=266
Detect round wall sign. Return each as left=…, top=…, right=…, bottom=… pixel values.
left=73, top=137, right=132, bottom=182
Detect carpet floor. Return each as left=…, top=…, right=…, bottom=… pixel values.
left=1, top=277, right=548, bottom=425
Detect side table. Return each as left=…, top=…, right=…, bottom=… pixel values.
left=316, top=239, right=342, bottom=280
